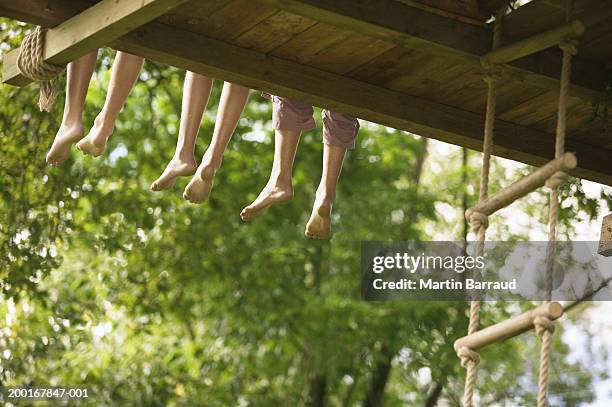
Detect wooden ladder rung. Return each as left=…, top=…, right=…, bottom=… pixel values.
left=466, top=152, right=576, bottom=220
left=454, top=302, right=564, bottom=352
left=481, top=20, right=584, bottom=68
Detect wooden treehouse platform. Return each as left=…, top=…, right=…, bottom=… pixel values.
left=1, top=0, right=611, bottom=185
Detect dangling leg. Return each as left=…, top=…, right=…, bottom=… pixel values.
left=239, top=128, right=299, bottom=219
left=151, top=72, right=213, bottom=191
left=305, top=144, right=344, bottom=239
left=76, top=52, right=144, bottom=157
left=240, top=96, right=316, bottom=220
left=46, top=51, right=97, bottom=166
left=183, top=82, right=250, bottom=203
left=305, top=110, right=359, bottom=239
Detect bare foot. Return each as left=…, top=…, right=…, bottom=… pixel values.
left=76, top=121, right=113, bottom=157
left=46, top=122, right=84, bottom=166
left=183, top=165, right=216, bottom=204
left=151, top=157, right=197, bottom=191
left=305, top=200, right=332, bottom=240
left=240, top=181, right=293, bottom=221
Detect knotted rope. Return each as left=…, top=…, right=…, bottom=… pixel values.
left=537, top=28, right=576, bottom=407
left=459, top=12, right=503, bottom=407
left=17, top=26, right=65, bottom=112
left=457, top=346, right=481, bottom=369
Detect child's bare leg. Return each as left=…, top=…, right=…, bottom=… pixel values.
left=183, top=82, right=249, bottom=203
left=151, top=72, right=213, bottom=191
left=306, top=110, right=358, bottom=239
left=305, top=144, right=346, bottom=239
left=240, top=129, right=299, bottom=220
left=46, top=51, right=97, bottom=165
left=77, top=52, right=144, bottom=157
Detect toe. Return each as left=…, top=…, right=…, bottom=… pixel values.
left=306, top=232, right=318, bottom=240
left=240, top=209, right=251, bottom=221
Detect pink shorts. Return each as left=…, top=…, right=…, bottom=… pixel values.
left=263, top=93, right=360, bottom=150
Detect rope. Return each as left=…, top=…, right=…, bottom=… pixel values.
left=536, top=36, right=576, bottom=407
left=459, top=12, right=503, bottom=407
left=537, top=1, right=576, bottom=403
left=459, top=2, right=575, bottom=404
left=17, top=26, right=65, bottom=112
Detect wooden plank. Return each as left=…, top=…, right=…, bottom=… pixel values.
left=383, top=54, right=468, bottom=97
left=157, top=0, right=232, bottom=27
left=181, top=0, right=278, bottom=41
left=0, top=0, right=97, bottom=27
left=271, top=22, right=352, bottom=64
left=307, top=34, right=395, bottom=75
left=529, top=97, right=591, bottom=134
left=234, top=11, right=318, bottom=53
left=498, top=91, right=561, bottom=125
left=1, top=0, right=190, bottom=86
left=111, top=22, right=612, bottom=185
left=255, top=0, right=610, bottom=105
left=485, top=83, right=549, bottom=117
left=347, top=46, right=420, bottom=86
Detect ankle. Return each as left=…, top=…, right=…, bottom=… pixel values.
left=315, top=190, right=335, bottom=207
left=174, top=151, right=197, bottom=166
left=61, top=117, right=83, bottom=130
left=269, top=173, right=293, bottom=190
left=198, top=163, right=217, bottom=179
left=93, top=112, right=115, bottom=132
left=200, top=156, right=222, bottom=172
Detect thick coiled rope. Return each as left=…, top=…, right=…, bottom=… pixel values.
left=17, top=26, right=65, bottom=112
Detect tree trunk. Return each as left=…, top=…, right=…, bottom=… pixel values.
left=413, top=137, right=429, bottom=185
left=362, top=346, right=394, bottom=407
left=406, top=137, right=429, bottom=228
left=304, top=373, right=327, bottom=407
left=424, top=382, right=443, bottom=407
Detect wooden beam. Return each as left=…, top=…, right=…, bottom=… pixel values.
left=453, top=302, right=564, bottom=352
left=254, top=0, right=610, bottom=104
left=110, top=22, right=612, bottom=186
left=1, top=0, right=189, bottom=86
left=0, top=0, right=97, bottom=27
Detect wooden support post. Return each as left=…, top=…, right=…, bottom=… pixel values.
left=481, top=20, right=584, bottom=67
left=453, top=302, right=564, bottom=352
left=599, top=213, right=612, bottom=257
left=466, top=152, right=577, bottom=219
left=1, top=0, right=189, bottom=86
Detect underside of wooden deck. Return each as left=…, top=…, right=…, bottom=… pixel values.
left=2, top=0, right=611, bottom=185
